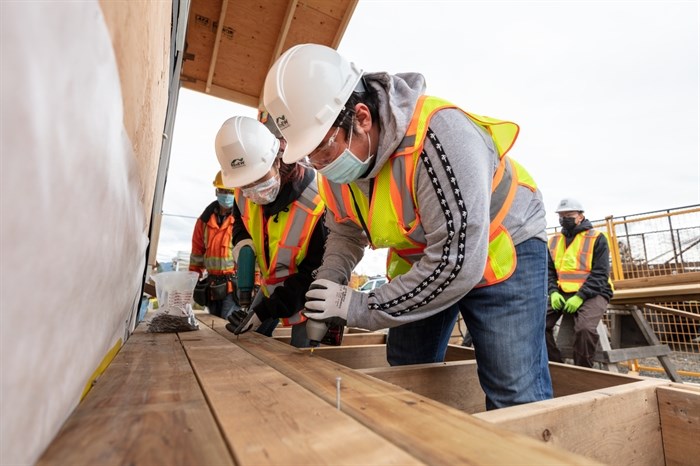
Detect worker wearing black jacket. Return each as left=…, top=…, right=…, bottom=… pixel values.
left=214, top=115, right=327, bottom=348
left=545, top=198, right=614, bottom=367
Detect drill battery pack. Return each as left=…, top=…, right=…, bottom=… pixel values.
left=320, top=323, right=344, bottom=346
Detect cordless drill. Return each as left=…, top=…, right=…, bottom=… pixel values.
left=231, top=244, right=257, bottom=333
left=236, top=245, right=256, bottom=311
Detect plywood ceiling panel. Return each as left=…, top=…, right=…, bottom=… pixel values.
left=181, top=0, right=357, bottom=109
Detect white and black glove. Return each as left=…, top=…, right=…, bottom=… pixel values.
left=232, top=238, right=254, bottom=262
left=226, top=308, right=262, bottom=335
left=303, top=279, right=358, bottom=326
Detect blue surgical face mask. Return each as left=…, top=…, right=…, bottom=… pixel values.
left=217, top=193, right=234, bottom=208
left=319, top=130, right=373, bottom=184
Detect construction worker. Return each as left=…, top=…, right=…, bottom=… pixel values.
left=189, top=172, right=241, bottom=320
left=545, top=198, right=614, bottom=368
left=263, top=43, right=552, bottom=409
left=214, top=115, right=327, bottom=348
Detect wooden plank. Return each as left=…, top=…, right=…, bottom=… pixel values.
left=548, top=363, right=640, bottom=397
left=216, top=329, right=598, bottom=465
left=308, top=344, right=390, bottom=369
left=273, top=333, right=387, bottom=346
left=611, top=283, right=700, bottom=304
left=444, top=344, right=476, bottom=361
left=38, top=331, right=233, bottom=466
left=613, top=271, right=700, bottom=289
left=361, top=361, right=642, bottom=414
left=601, top=345, right=671, bottom=362
left=183, top=319, right=422, bottom=465
left=657, top=386, right=700, bottom=466
left=475, top=380, right=668, bottom=466
left=644, top=303, right=700, bottom=321
left=361, top=361, right=486, bottom=414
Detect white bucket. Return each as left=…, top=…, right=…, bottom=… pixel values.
left=151, top=271, right=199, bottom=316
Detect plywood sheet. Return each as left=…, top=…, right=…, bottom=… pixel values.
left=181, top=0, right=358, bottom=108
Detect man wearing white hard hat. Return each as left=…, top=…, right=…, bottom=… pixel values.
left=545, top=198, right=614, bottom=368
left=214, top=115, right=327, bottom=348
left=263, top=43, right=552, bottom=409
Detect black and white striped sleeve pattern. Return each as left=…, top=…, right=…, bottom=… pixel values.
left=367, top=127, right=471, bottom=317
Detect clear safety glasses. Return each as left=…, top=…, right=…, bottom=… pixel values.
left=307, top=126, right=344, bottom=169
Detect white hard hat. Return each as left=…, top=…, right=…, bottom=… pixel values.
left=263, top=43, right=363, bottom=164
left=555, top=198, right=585, bottom=213
left=214, top=116, right=280, bottom=188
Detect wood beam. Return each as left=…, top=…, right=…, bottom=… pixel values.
left=205, top=0, right=229, bottom=93
left=212, top=325, right=598, bottom=465
left=330, top=0, right=358, bottom=48
left=476, top=380, right=668, bottom=466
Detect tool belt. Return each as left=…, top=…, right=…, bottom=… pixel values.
left=193, top=274, right=236, bottom=306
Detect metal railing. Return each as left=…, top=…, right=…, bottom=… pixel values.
left=547, top=205, right=700, bottom=380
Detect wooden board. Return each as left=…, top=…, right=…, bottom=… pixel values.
left=181, top=319, right=422, bottom=465
left=360, top=361, right=642, bottom=415
left=548, top=363, right=640, bottom=397
left=656, top=386, right=700, bottom=466
left=475, top=380, right=667, bottom=466
left=181, top=0, right=358, bottom=107
left=217, top=327, right=598, bottom=465
left=273, top=332, right=387, bottom=346
left=613, top=271, right=700, bottom=289
left=611, top=283, right=700, bottom=304
left=37, top=331, right=233, bottom=466
left=308, top=344, right=390, bottom=369
left=361, top=361, right=486, bottom=414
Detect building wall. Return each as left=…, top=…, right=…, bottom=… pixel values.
left=0, top=1, right=171, bottom=464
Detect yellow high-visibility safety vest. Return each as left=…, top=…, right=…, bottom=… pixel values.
left=318, top=95, right=538, bottom=287
left=549, top=229, right=613, bottom=293
left=235, top=181, right=325, bottom=325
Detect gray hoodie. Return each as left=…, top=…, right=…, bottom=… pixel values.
left=315, top=72, right=547, bottom=330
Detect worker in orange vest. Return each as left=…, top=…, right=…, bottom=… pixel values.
left=262, top=43, right=553, bottom=409
left=545, top=198, right=614, bottom=367
left=214, top=115, right=327, bottom=348
left=189, top=172, right=241, bottom=320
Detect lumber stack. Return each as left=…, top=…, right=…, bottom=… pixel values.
left=38, top=312, right=699, bottom=465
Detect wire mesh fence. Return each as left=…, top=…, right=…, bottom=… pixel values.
left=548, top=205, right=700, bottom=380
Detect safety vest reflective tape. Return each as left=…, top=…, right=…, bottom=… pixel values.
left=318, top=95, right=538, bottom=287
left=202, top=213, right=236, bottom=275
left=549, top=229, right=609, bottom=293
left=235, top=180, right=325, bottom=325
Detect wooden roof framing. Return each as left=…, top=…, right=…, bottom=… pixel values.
left=180, top=0, right=358, bottom=109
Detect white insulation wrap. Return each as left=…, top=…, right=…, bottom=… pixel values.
left=1, top=2, right=148, bottom=464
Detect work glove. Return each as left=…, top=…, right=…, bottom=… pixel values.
left=550, top=291, right=566, bottom=311
left=563, top=295, right=584, bottom=314
left=226, top=308, right=262, bottom=335
left=232, top=238, right=254, bottom=262
left=303, top=279, right=356, bottom=326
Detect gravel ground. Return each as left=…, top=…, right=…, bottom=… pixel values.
left=594, top=352, right=700, bottom=385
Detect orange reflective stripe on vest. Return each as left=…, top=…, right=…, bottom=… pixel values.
left=549, top=230, right=599, bottom=293
left=235, top=181, right=324, bottom=325
left=318, top=96, right=537, bottom=287
left=202, top=213, right=236, bottom=274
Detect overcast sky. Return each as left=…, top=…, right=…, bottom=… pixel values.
left=158, top=0, right=699, bottom=276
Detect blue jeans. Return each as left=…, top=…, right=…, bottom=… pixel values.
left=387, top=237, right=553, bottom=409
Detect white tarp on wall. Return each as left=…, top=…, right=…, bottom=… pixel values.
left=1, top=2, right=148, bottom=464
